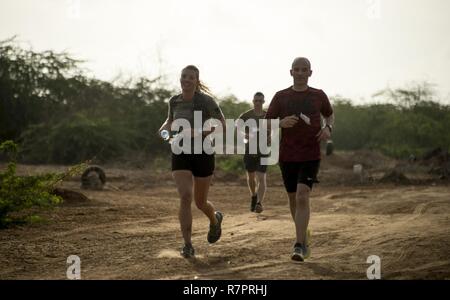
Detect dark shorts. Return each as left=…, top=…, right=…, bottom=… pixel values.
left=171, top=153, right=215, bottom=177
left=243, top=154, right=268, bottom=173
left=279, top=160, right=320, bottom=192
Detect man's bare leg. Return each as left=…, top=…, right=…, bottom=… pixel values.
left=295, top=183, right=311, bottom=245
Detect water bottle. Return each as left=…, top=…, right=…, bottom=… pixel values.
left=160, top=130, right=170, bottom=141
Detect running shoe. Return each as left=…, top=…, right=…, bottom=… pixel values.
left=291, top=229, right=311, bottom=261
left=254, top=202, right=263, bottom=213
left=181, top=243, right=195, bottom=258
left=250, top=195, right=258, bottom=212
left=207, top=211, right=223, bottom=243
left=291, top=243, right=308, bottom=262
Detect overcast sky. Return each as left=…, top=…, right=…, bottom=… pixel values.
left=1, top=0, right=449, bottom=104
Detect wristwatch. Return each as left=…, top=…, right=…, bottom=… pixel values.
left=325, top=124, right=333, bottom=133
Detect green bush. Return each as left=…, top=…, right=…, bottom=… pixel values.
left=0, top=140, right=86, bottom=227
left=19, top=113, right=137, bottom=164
left=331, top=92, right=450, bottom=157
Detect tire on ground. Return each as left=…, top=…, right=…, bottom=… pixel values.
left=81, top=165, right=106, bottom=190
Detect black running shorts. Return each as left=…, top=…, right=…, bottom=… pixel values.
left=279, top=160, right=320, bottom=192
left=171, top=153, right=215, bottom=177
left=243, top=154, right=268, bottom=173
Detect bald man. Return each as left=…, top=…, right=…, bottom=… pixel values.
left=265, top=57, right=334, bottom=261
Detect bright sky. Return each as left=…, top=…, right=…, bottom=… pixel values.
left=1, top=0, right=450, bottom=104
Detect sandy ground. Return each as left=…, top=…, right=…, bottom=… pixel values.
left=1, top=153, right=449, bottom=280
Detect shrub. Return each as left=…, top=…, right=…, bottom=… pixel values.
left=0, top=140, right=86, bottom=227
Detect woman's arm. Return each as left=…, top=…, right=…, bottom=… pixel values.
left=159, top=99, right=174, bottom=137
left=158, top=118, right=172, bottom=137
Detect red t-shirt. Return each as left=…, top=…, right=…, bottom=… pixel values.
left=265, top=86, right=333, bottom=162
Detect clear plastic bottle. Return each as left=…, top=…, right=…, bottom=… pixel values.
left=161, top=130, right=181, bottom=145
left=160, top=129, right=170, bottom=141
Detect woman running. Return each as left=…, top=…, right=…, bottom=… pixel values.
left=159, top=65, right=226, bottom=258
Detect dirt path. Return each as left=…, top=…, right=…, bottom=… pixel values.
left=1, top=181, right=449, bottom=279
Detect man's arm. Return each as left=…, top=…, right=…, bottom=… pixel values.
left=324, top=112, right=334, bottom=128
left=316, top=90, right=334, bottom=142
left=316, top=112, right=334, bottom=142
left=235, top=112, right=247, bottom=136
